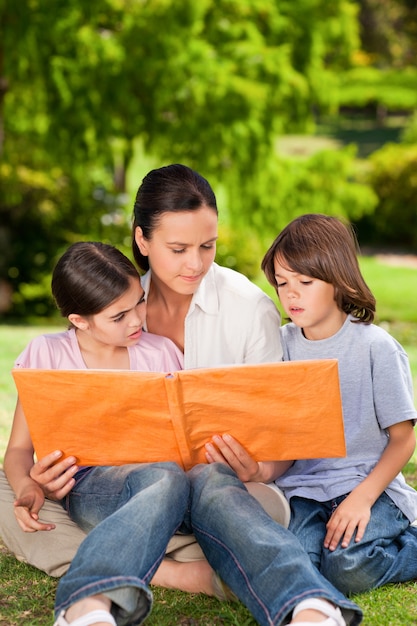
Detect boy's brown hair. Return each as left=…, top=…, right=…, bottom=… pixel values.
left=261, top=213, right=376, bottom=323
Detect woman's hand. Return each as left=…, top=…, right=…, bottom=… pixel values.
left=29, top=450, right=78, bottom=500
left=205, top=434, right=263, bottom=482
left=205, top=434, right=292, bottom=483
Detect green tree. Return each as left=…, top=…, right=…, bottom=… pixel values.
left=357, top=143, right=417, bottom=248
left=0, top=0, right=361, bottom=317
left=357, top=0, right=417, bottom=68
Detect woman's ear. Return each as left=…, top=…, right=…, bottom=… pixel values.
left=68, top=314, right=89, bottom=330
left=135, top=226, right=149, bottom=257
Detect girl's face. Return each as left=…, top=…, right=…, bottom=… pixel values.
left=273, top=258, right=347, bottom=340
left=135, top=206, right=218, bottom=296
left=72, top=277, right=146, bottom=347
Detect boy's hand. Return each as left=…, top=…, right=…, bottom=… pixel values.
left=30, top=450, right=78, bottom=500
left=324, top=492, right=371, bottom=550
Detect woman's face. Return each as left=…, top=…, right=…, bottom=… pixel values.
left=135, top=206, right=218, bottom=296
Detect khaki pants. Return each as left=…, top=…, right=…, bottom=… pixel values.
left=0, top=469, right=290, bottom=577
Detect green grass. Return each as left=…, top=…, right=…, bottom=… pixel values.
left=359, top=256, right=417, bottom=325
left=1, top=257, right=417, bottom=625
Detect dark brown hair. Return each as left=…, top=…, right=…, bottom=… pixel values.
left=261, top=214, right=376, bottom=323
left=132, top=164, right=218, bottom=271
left=52, top=242, right=140, bottom=318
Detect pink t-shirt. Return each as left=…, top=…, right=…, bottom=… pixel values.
left=15, top=328, right=183, bottom=373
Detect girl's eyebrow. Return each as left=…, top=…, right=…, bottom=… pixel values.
left=109, top=309, right=129, bottom=319
left=109, top=293, right=145, bottom=319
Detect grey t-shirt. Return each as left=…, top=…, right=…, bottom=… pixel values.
left=276, top=315, right=417, bottom=522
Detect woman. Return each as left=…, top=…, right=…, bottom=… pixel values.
left=132, top=163, right=282, bottom=366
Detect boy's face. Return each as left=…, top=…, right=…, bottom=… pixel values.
left=273, top=258, right=346, bottom=341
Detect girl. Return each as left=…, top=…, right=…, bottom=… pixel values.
left=4, top=242, right=192, bottom=626
left=260, top=213, right=417, bottom=595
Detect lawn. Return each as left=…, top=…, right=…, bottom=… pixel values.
left=0, top=257, right=416, bottom=625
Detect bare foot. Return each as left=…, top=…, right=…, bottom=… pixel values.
left=151, top=558, right=216, bottom=595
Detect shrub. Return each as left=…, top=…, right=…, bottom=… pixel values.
left=357, top=143, right=417, bottom=248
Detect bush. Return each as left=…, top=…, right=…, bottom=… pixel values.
left=400, top=110, right=417, bottom=144
left=357, top=143, right=417, bottom=248
left=216, top=224, right=264, bottom=280
left=215, top=146, right=378, bottom=279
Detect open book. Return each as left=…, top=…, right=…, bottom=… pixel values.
left=13, top=360, right=345, bottom=471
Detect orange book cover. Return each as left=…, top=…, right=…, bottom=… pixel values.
left=12, top=360, right=346, bottom=471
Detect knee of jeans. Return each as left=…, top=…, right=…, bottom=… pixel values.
left=189, top=464, right=239, bottom=511
left=189, top=463, right=234, bottom=488
left=322, top=546, right=380, bottom=595
left=127, top=462, right=189, bottom=497
left=157, top=462, right=189, bottom=492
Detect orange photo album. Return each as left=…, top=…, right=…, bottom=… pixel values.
left=12, top=359, right=346, bottom=472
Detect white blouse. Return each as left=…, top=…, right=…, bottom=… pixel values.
left=141, top=263, right=283, bottom=369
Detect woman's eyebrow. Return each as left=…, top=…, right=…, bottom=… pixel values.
left=167, top=236, right=218, bottom=246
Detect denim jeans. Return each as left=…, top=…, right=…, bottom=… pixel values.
left=289, top=492, right=417, bottom=595
left=189, top=464, right=362, bottom=626
left=55, top=462, right=191, bottom=625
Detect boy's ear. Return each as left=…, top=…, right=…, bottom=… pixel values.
left=135, top=226, right=149, bottom=257
left=68, top=314, right=89, bottom=330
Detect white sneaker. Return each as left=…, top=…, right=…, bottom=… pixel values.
left=292, top=598, right=346, bottom=626
left=53, top=609, right=117, bottom=626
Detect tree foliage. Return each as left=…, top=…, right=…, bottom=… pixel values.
left=358, top=0, right=417, bottom=68
left=356, top=143, right=417, bottom=249
left=0, top=0, right=401, bottom=318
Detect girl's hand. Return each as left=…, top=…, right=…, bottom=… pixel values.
left=29, top=450, right=78, bottom=500
left=205, top=434, right=263, bottom=482
left=13, top=484, right=55, bottom=532
left=324, top=492, right=371, bottom=551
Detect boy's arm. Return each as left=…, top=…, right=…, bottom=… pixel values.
left=205, top=433, right=293, bottom=483
left=325, top=419, right=416, bottom=550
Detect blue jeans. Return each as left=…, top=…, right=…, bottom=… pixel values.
left=189, top=464, right=362, bottom=626
left=289, top=493, right=417, bottom=595
left=55, top=462, right=190, bottom=625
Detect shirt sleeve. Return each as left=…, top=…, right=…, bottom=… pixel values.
left=371, top=335, right=417, bottom=429
left=14, top=336, right=54, bottom=369
left=243, top=295, right=283, bottom=363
